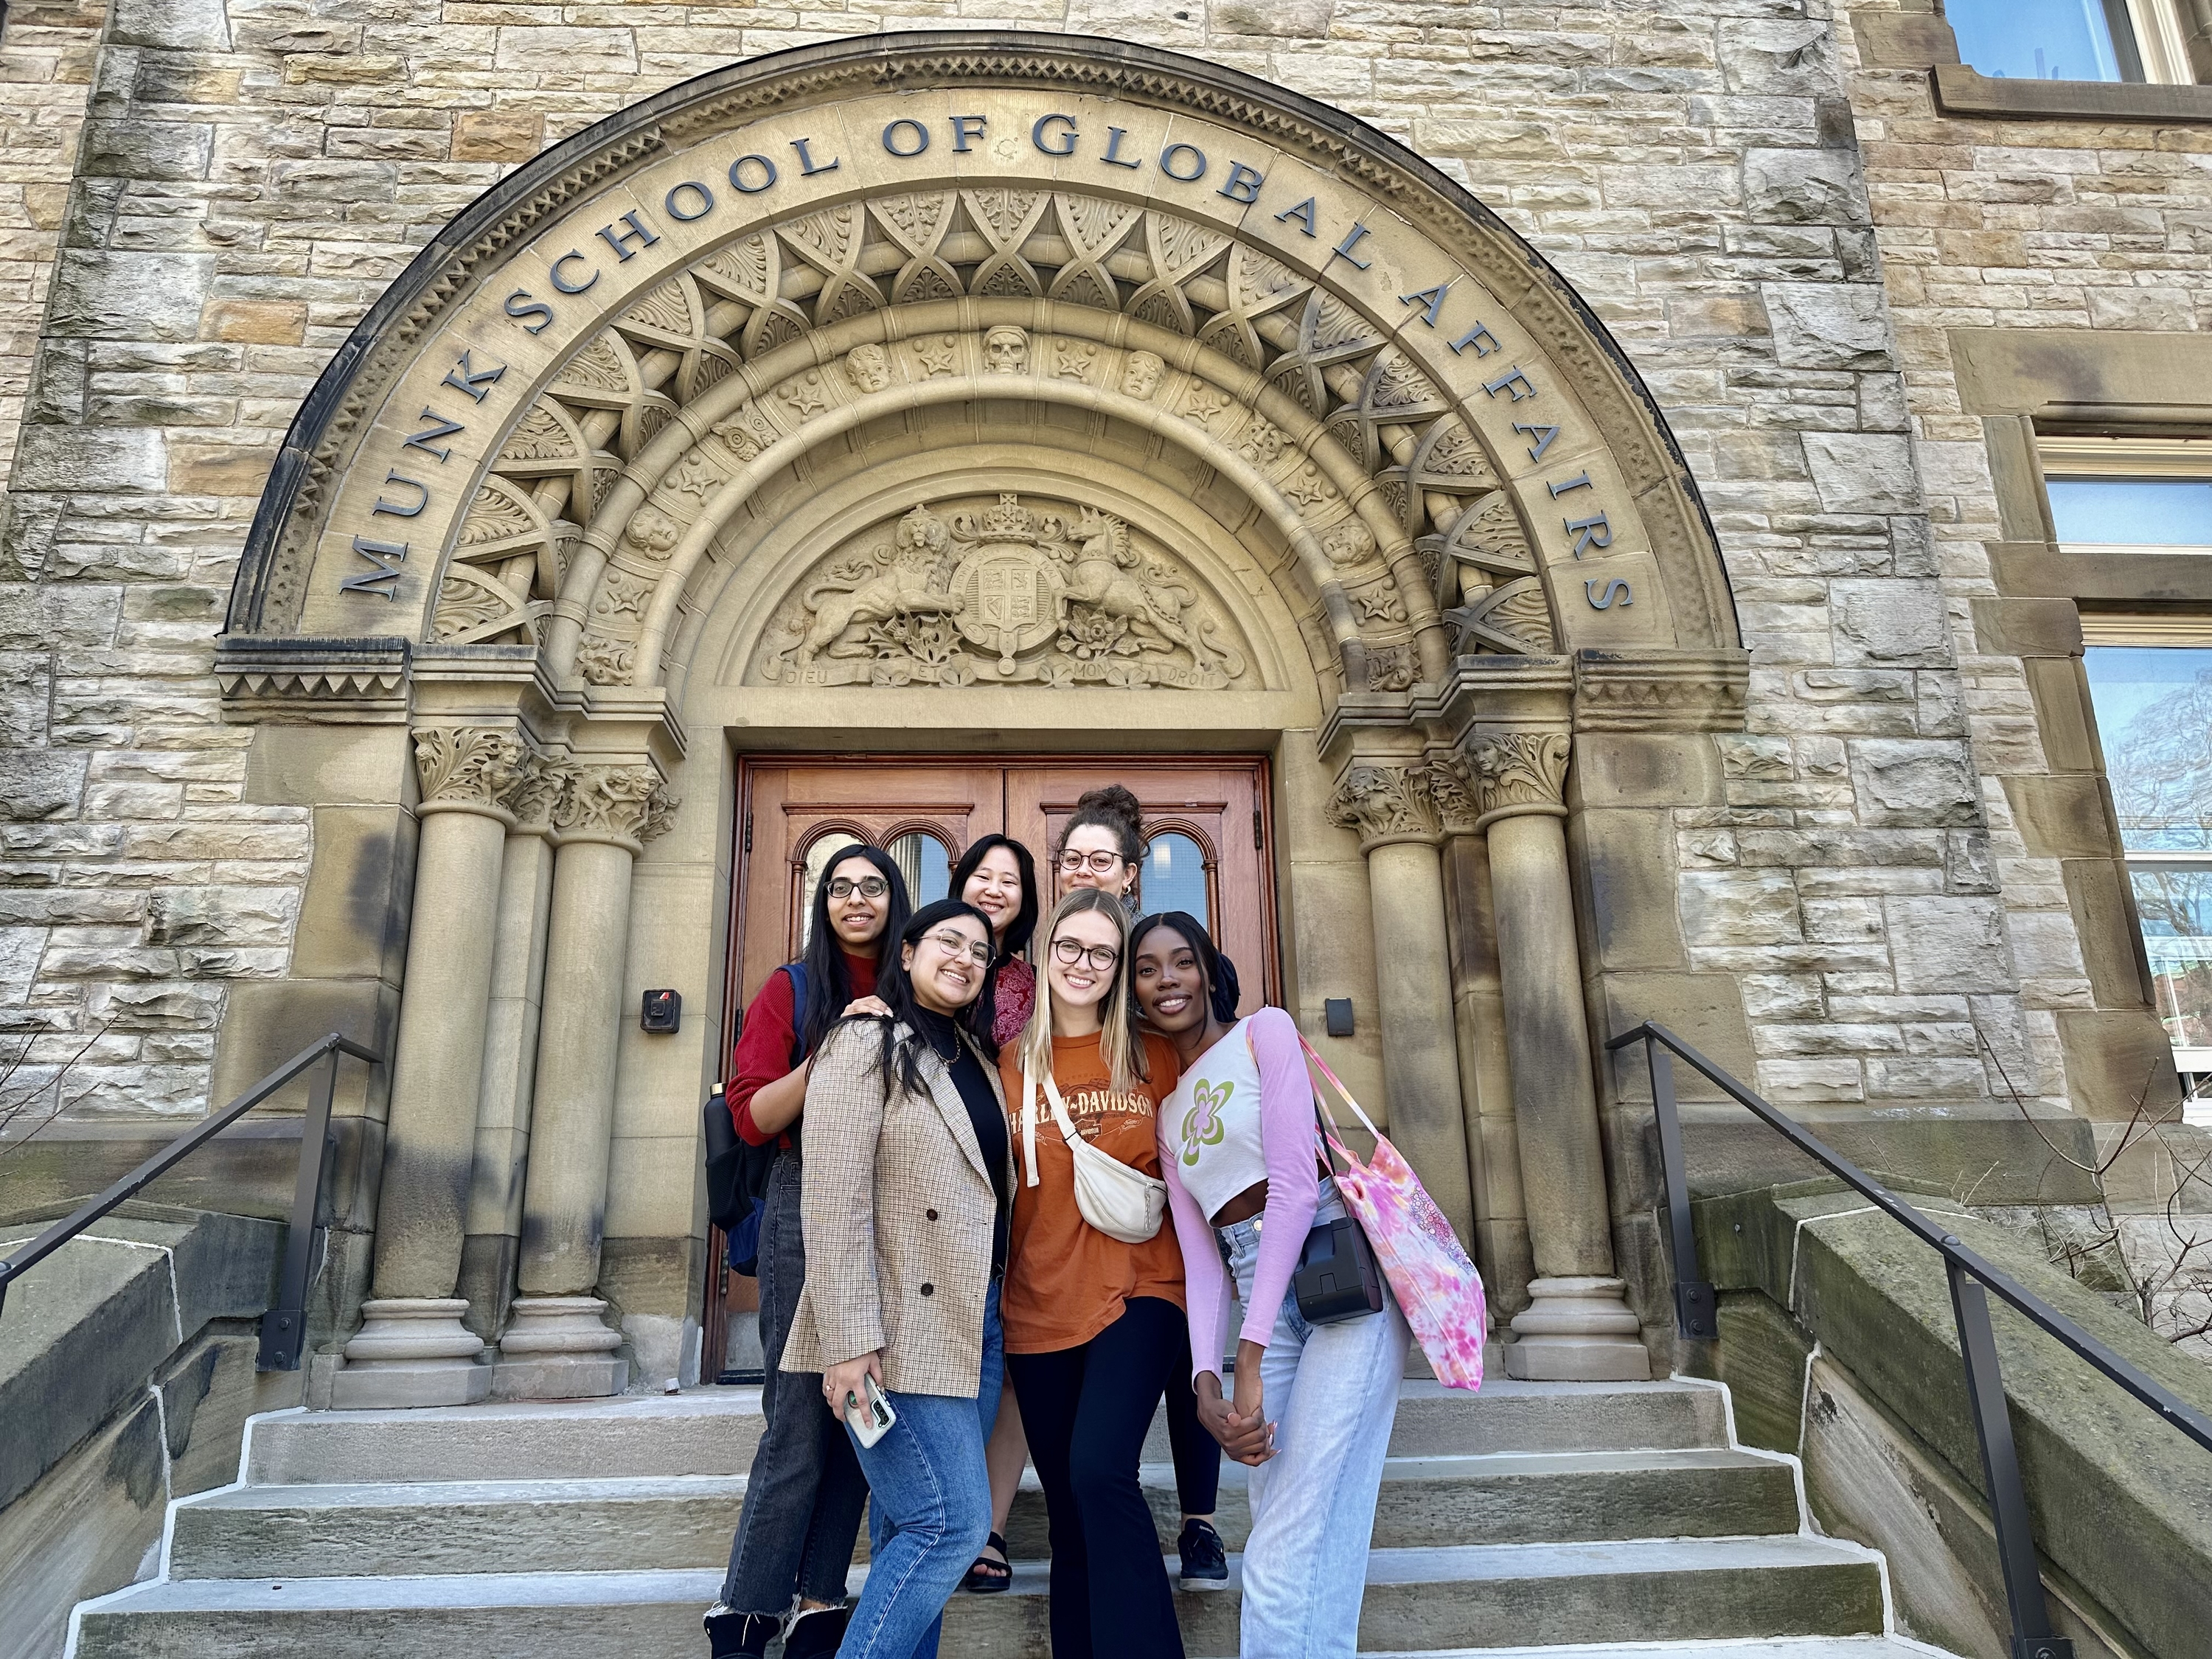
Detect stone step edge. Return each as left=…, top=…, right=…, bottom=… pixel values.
left=183, top=1445, right=1791, bottom=1514
left=246, top=1374, right=1725, bottom=1429
left=88, top=1534, right=1882, bottom=1613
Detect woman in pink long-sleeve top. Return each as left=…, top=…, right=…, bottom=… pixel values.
left=1131, top=911, right=1411, bottom=1659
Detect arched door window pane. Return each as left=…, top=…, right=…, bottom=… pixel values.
left=889, top=830, right=950, bottom=908
left=797, top=831, right=866, bottom=950
left=1140, top=832, right=1209, bottom=928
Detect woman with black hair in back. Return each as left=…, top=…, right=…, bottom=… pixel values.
left=703, top=844, right=910, bottom=1659
left=948, top=832, right=1040, bottom=1051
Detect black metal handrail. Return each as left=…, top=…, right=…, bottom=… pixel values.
left=1611, top=1020, right=2212, bottom=1659
left=0, top=1032, right=381, bottom=1371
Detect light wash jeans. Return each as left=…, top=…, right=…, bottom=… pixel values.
left=839, top=1281, right=1004, bottom=1659
left=1219, top=1182, right=1409, bottom=1658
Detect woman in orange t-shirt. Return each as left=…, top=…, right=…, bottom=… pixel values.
left=997, top=887, right=1186, bottom=1659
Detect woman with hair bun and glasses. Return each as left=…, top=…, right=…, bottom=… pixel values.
left=998, top=887, right=1187, bottom=1658
left=781, top=897, right=1013, bottom=1659
left=1133, top=911, right=1411, bottom=1659
left=705, top=845, right=908, bottom=1659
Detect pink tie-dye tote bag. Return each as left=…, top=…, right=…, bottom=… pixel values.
left=1301, top=1032, right=1487, bottom=1391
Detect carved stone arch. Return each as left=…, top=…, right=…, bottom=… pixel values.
left=226, top=34, right=1738, bottom=692
left=538, top=305, right=1486, bottom=697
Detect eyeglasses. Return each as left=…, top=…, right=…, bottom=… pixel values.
left=826, top=876, right=889, bottom=900
left=920, top=929, right=992, bottom=967
left=1051, top=936, right=1121, bottom=972
left=1057, top=849, right=1132, bottom=874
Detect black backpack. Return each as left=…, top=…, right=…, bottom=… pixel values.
left=703, top=963, right=810, bottom=1276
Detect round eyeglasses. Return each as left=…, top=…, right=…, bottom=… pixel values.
left=1057, top=849, right=1132, bottom=874
left=920, top=929, right=992, bottom=967
left=826, top=876, right=889, bottom=900
left=1050, top=936, right=1121, bottom=972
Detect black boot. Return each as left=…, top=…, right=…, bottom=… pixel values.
left=781, top=1602, right=852, bottom=1659
left=703, top=1604, right=778, bottom=1659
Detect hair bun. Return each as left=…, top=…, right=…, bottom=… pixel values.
left=1073, top=783, right=1143, bottom=835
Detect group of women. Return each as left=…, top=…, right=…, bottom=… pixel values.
left=702, top=787, right=1411, bottom=1659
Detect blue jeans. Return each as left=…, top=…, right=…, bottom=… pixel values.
left=1219, top=1182, right=1408, bottom=1658
left=839, top=1281, right=1004, bottom=1659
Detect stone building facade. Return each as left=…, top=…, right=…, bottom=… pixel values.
left=3, top=0, right=2211, bottom=1407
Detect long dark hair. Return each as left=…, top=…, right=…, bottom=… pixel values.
left=949, top=832, right=1039, bottom=1046
left=863, top=898, right=994, bottom=1095
left=1130, top=910, right=1242, bottom=1024
left=797, top=843, right=910, bottom=1060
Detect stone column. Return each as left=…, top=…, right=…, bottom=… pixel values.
left=498, top=761, right=675, bottom=1399
left=457, top=756, right=561, bottom=1343
left=336, top=726, right=523, bottom=1410
left=1328, top=762, right=1478, bottom=1247
left=1464, top=733, right=1649, bottom=1380
left=1427, top=762, right=1533, bottom=1324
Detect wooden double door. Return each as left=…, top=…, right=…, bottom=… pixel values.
left=728, top=758, right=1276, bottom=1043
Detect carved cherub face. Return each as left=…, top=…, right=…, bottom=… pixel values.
left=984, top=325, right=1029, bottom=375
left=1121, top=350, right=1164, bottom=400
left=844, top=343, right=891, bottom=394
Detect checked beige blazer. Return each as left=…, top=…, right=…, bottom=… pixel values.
left=781, top=1018, right=1009, bottom=1398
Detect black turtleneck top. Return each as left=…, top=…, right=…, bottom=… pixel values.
left=912, top=1005, right=1010, bottom=1278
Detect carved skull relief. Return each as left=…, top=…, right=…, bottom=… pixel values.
left=984, top=325, right=1030, bottom=375
left=759, top=492, right=1253, bottom=691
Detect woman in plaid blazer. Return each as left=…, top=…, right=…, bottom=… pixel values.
left=782, top=897, right=1015, bottom=1659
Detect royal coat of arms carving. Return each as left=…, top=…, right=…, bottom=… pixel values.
left=759, top=493, right=1253, bottom=690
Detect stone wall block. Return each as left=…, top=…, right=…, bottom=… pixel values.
left=1803, top=433, right=1922, bottom=515
left=1, top=749, right=88, bottom=820
left=48, top=251, right=216, bottom=343
left=1743, top=147, right=1871, bottom=225
left=1680, top=869, right=1804, bottom=947
left=1764, top=282, right=1893, bottom=369
left=111, top=0, right=231, bottom=49
left=82, top=119, right=214, bottom=182
left=10, top=426, right=165, bottom=493
left=1884, top=895, right=2012, bottom=994
left=1832, top=579, right=1952, bottom=667
left=1848, top=739, right=1981, bottom=827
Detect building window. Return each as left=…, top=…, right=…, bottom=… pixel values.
left=2082, top=635, right=2212, bottom=1079
left=2042, top=436, right=2212, bottom=553
left=2060, top=440, right=2212, bottom=1107
left=1947, top=0, right=2202, bottom=84
left=1139, top=830, right=1211, bottom=928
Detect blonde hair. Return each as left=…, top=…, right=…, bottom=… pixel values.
left=1020, top=888, right=1147, bottom=1094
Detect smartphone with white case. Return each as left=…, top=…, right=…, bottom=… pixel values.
left=842, top=1371, right=897, bottom=1448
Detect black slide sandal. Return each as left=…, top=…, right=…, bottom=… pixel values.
left=961, top=1531, right=1012, bottom=1593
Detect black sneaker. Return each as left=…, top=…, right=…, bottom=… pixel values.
left=1177, top=1517, right=1228, bottom=1588
left=702, top=1604, right=777, bottom=1659
left=781, top=1602, right=852, bottom=1659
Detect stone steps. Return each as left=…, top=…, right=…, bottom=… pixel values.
left=239, top=1377, right=1731, bottom=1486
left=77, top=1536, right=1887, bottom=1658
left=169, top=1446, right=1798, bottom=1579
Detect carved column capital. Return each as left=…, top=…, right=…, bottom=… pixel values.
left=1425, top=755, right=1482, bottom=838
left=412, top=726, right=528, bottom=823
left=1328, top=761, right=1443, bottom=852
left=550, top=761, right=678, bottom=852
left=1464, top=731, right=1571, bottom=832
left=500, top=752, right=567, bottom=836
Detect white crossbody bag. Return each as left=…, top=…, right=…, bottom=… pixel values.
left=1020, top=1066, right=1166, bottom=1245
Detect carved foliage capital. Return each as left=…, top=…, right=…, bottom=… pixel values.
left=412, top=726, right=527, bottom=815
left=1425, top=756, right=1481, bottom=837
left=1464, top=731, right=1571, bottom=828
left=551, top=761, right=678, bottom=848
left=1328, top=762, right=1442, bottom=851
left=500, top=752, right=566, bottom=832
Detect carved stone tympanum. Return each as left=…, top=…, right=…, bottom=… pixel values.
left=759, top=493, right=1253, bottom=690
